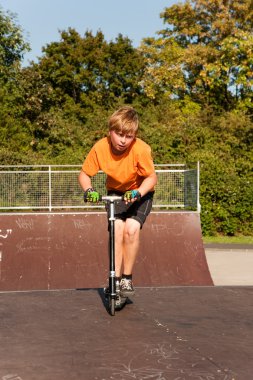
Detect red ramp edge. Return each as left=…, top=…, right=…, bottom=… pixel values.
left=138, top=212, right=213, bottom=286
left=0, top=212, right=213, bottom=291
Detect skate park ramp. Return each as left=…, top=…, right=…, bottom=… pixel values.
left=0, top=212, right=213, bottom=291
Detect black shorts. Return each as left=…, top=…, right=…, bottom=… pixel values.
left=106, top=191, right=154, bottom=228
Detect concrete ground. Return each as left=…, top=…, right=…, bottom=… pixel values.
left=205, top=244, right=253, bottom=286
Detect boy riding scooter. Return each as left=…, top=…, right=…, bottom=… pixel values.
left=79, top=106, right=157, bottom=296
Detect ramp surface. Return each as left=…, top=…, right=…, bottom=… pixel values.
left=0, top=286, right=252, bottom=379
left=0, top=212, right=213, bottom=291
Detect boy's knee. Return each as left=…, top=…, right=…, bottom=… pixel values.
left=115, top=219, right=125, bottom=233
left=124, top=220, right=140, bottom=241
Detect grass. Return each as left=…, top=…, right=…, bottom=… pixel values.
left=203, top=235, right=253, bottom=245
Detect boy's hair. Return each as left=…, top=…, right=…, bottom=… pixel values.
left=108, top=106, right=139, bottom=135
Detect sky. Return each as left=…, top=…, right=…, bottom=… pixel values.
left=0, top=0, right=177, bottom=66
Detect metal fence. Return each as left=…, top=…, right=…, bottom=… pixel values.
left=0, top=164, right=200, bottom=212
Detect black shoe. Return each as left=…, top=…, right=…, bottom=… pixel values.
left=120, top=278, right=135, bottom=297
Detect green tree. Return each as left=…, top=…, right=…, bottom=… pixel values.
left=15, top=28, right=146, bottom=160
left=35, top=28, right=145, bottom=113
left=140, top=0, right=253, bottom=110
left=0, top=7, right=32, bottom=163
left=0, top=7, right=29, bottom=80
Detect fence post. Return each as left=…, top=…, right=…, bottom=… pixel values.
left=197, top=161, right=201, bottom=213
left=49, top=165, right=52, bottom=212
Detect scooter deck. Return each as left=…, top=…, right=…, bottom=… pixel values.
left=115, top=295, right=128, bottom=310
left=104, top=288, right=128, bottom=311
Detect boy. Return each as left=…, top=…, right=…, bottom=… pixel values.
left=78, top=106, right=157, bottom=296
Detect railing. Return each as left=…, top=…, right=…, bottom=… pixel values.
left=0, top=163, right=200, bottom=212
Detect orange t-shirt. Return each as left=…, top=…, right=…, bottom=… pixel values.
left=82, top=137, right=155, bottom=192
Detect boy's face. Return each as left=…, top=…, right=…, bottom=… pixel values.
left=109, top=130, right=135, bottom=154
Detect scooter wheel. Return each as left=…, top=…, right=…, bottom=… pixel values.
left=109, top=297, right=115, bottom=316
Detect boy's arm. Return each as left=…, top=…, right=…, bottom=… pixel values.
left=125, top=172, right=157, bottom=203
left=78, top=170, right=93, bottom=191
left=138, top=172, right=157, bottom=197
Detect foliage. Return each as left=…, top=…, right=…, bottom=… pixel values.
left=0, top=7, right=29, bottom=81
left=0, top=5, right=252, bottom=236
left=139, top=101, right=253, bottom=236
left=36, top=29, right=146, bottom=110
left=140, top=0, right=253, bottom=111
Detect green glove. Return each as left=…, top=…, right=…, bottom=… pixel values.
left=124, top=190, right=141, bottom=202
left=83, top=188, right=100, bottom=203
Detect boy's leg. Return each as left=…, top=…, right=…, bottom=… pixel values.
left=114, top=219, right=125, bottom=277
left=122, top=218, right=141, bottom=275
left=120, top=218, right=141, bottom=296
left=114, top=218, right=140, bottom=276
left=112, top=192, right=153, bottom=294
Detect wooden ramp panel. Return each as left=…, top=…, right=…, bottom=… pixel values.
left=0, top=212, right=213, bottom=291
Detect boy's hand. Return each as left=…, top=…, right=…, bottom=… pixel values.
left=83, top=188, right=100, bottom=203
left=124, top=190, right=141, bottom=203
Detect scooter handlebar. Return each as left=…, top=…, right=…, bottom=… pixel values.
left=100, top=195, right=124, bottom=202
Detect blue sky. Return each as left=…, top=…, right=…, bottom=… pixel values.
left=0, top=0, right=177, bottom=66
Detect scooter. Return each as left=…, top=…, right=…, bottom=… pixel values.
left=101, top=195, right=128, bottom=316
